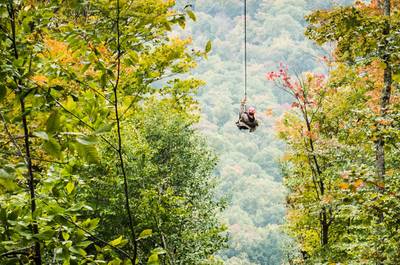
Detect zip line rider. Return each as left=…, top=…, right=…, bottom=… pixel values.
left=236, top=97, right=259, bottom=132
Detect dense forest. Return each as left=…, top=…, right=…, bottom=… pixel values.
left=1, top=0, right=400, bottom=264
left=183, top=0, right=352, bottom=264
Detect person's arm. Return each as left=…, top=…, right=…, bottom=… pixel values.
left=240, top=97, right=247, bottom=114
left=240, top=112, right=248, bottom=123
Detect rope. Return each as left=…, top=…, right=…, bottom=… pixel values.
left=244, top=0, right=247, bottom=99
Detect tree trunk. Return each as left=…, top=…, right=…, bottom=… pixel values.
left=321, top=207, right=329, bottom=246
left=304, top=110, right=330, bottom=247
left=376, top=0, right=391, bottom=180
left=113, top=0, right=137, bottom=262
left=8, top=0, right=42, bottom=263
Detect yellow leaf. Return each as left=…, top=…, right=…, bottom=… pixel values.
left=66, top=181, right=75, bottom=194
left=109, top=235, right=123, bottom=246
left=138, top=229, right=152, bottom=240
left=353, top=179, right=364, bottom=189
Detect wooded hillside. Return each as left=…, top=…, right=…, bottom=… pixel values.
left=2, top=0, right=400, bottom=264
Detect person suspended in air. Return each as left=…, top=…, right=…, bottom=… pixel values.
left=236, top=97, right=259, bottom=132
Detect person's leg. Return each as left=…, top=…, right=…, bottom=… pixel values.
left=236, top=122, right=249, bottom=130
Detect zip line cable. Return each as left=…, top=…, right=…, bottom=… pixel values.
left=244, top=0, right=248, bottom=99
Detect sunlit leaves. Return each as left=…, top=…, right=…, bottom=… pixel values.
left=109, top=236, right=123, bottom=247
left=147, top=248, right=166, bottom=265
left=0, top=169, right=18, bottom=192
left=0, top=0, right=222, bottom=264
left=280, top=1, right=400, bottom=260
left=75, top=142, right=100, bottom=164
left=138, top=229, right=152, bottom=240
left=66, top=181, right=75, bottom=194
left=33, top=131, right=49, bottom=140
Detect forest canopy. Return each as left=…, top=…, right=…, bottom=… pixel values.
left=2, top=0, right=400, bottom=265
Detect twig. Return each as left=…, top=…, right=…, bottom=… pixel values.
left=49, top=94, right=119, bottom=152
left=0, top=111, right=23, bottom=157
left=0, top=247, right=31, bottom=258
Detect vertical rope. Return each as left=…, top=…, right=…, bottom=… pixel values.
left=244, top=0, right=247, bottom=99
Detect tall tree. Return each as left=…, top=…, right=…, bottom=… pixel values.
left=273, top=0, right=400, bottom=263
left=376, top=0, right=392, bottom=181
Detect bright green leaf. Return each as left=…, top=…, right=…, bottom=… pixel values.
left=109, top=236, right=123, bottom=246
left=147, top=253, right=159, bottom=265
left=62, top=231, right=70, bottom=241
left=138, top=229, right=152, bottom=240
left=95, top=123, right=114, bottom=134
left=66, top=181, right=75, bottom=194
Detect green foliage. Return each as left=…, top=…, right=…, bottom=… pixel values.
left=0, top=0, right=224, bottom=264
left=279, top=2, right=400, bottom=264
left=80, top=100, right=227, bottom=264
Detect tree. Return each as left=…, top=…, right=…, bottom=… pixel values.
left=82, top=99, right=227, bottom=264
left=272, top=1, right=400, bottom=262
left=0, top=0, right=223, bottom=264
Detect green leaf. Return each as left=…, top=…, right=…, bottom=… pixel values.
left=69, top=246, right=86, bottom=256
left=205, top=40, right=212, bottom=53
left=81, top=61, right=91, bottom=73
left=66, top=181, right=75, bottom=194
left=393, top=73, right=400, bottom=83
left=107, top=259, right=123, bottom=265
left=35, top=228, right=55, bottom=240
left=62, top=231, right=70, bottom=241
left=33, top=131, right=49, bottom=140
left=0, top=169, right=12, bottom=179
left=43, top=138, right=62, bottom=159
left=75, top=143, right=100, bottom=164
left=76, top=135, right=97, bottom=145
left=95, top=123, right=114, bottom=134
left=138, top=229, right=152, bottom=240
left=187, top=10, right=196, bottom=21
left=151, top=247, right=166, bottom=255
left=0, top=84, right=7, bottom=101
left=147, top=253, right=159, bottom=265
left=163, top=22, right=172, bottom=31
left=109, top=236, right=123, bottom=246
left=46, top=111, right=60, bottom=133
left=0, top=178, right=18, bottom=192
left=178, top=16, right=186, bottom=29
left=0, top=168, right=17, bottom=191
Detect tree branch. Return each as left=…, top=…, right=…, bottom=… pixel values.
left=113, top=0, right=138, bottom=263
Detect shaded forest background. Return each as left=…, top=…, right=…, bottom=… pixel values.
left=177, top=0, right=352, bottom=264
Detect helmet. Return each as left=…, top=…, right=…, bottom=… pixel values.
left=248, top=107, right=256, bottom=115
